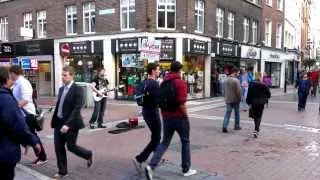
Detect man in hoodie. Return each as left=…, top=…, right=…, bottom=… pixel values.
left=144, top=61, right=197, bottom=180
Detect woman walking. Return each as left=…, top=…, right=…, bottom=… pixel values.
left=246, top=73, right=271, bottom=138
left=295, top=73, right=312, bottom=112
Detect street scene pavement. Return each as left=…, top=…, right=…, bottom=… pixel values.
left=16, top=89, right=320, bottom=180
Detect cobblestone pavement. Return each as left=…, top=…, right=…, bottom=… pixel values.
left=17, top=92, right=320, bottom=180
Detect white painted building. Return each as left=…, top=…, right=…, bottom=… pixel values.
left=284, top=0, right=302, bottom=50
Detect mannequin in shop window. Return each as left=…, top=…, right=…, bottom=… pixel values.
left=187, top=73, right=196, bottom=97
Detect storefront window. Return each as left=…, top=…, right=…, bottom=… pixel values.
left=116, top=53, right=147, bottom=100
left=183, top=55, right=205, bottom=99
left=265, top=62, right=281, bottom=87
left=67, top=55, right=103, bottom=83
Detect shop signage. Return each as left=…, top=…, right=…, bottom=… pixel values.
left=11, top=58, right=19, bottom=65
left=241, top=45, right=261, bottom=59
left=117, top=38, right=139, bottom=53
left=184, top=39, right=208, bottom=55
left=20, top=27, right=33, bottom=38
left=140, top=38, right=162, bottom=62
left=69, top=41, right=91, bottom=55
left=30, top=58, right=38, bottom=69
left=99, top=8, right=115, bottom=15
left=60, top=43, right=70, bottom=57
left=157, top=38, right=175, bottom=61
left=21, top=58, right=31, bottom=69
left=0, top=43, right=13, bottom=56
left=270, top=54, right=280, bottom=59
left=13, top=39, right=54, bottom=56
left=220, top=42, right=236, bottom=57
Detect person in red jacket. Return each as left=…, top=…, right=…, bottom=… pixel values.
left=144, top=61, right=197, bottom=180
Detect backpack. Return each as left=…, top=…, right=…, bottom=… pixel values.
left=158, top=80, right=179, bottom=111
left=134, top=80, right=148, bottom=106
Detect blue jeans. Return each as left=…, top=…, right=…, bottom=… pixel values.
left=241, top=87, right=249, bottom=110
left=149, top=117, right=191, bottom=173
left=223, top=102, right=240, bottom=129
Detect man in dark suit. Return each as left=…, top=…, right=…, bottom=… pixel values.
left=51, top=66, right=93, bottom=179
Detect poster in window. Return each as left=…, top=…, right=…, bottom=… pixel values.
left=121, top=54, right=138, bottom=67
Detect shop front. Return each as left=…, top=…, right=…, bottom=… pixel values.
left=284, top=51, right=300, bottom=85
left=157, top=38, right=176, bottom=75
left=261, top=48, right=286, bottom=88
left=13, top=39, right=54, bottom=96
left=183, top=39, right=208, bottom=99
left=211, top=39, right=240, bottom=75
left=112, top=38, right=146, bottom=100
left=240, top=45, right=261, bottom=73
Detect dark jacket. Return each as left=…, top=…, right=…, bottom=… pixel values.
left=0, top=87, right=38, bottom=164
left=246, top=81, right=271, bottom=105
left=142, top=79, right=160, bottom=110
left=296, top=79, right=311, bottom=94
left=161, top=72, right=188, bottom=118
left=51, top=83, right=85, bottom=130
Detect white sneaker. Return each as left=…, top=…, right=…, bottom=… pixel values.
left=144, top=165, right=153, bottom=180
left=183, top=169, right=197, bottom=177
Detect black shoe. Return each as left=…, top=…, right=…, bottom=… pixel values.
left=87, top=153, right=94, bottom=168
left=97, top=124, right=106, bottom=128
left=234, top=126, right=242, bottom=130
left=89, top=124, right=95, bottom=129
left=222, top=128, right=228, bottom=133
left=252, top=131, right=259, bottom=138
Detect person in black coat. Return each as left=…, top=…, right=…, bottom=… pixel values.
left=246, top=73, right=271, bottom=138
left=51, top=66, right=93, bottom=179
left=0, top=67, right=41, bottom=180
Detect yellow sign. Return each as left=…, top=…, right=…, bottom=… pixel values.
left=39, top=63, right=50, bottom=72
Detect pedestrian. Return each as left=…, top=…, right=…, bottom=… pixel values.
left=218, top=69, right=227, bottom=96
left=144, top=61, right=197, bottom=180
left=239, top=69, right=249, bottom=112
left=51, top=66, right=93, bottom=179
left=222, top=68, right=242, bottom=133
left=295, top=73, right=312, bottom=112
left=132, top=63, right=161, bottom=173
left=9, top=65, right=48, bottom=166
left=89, top=67, right=109, bottom=129
left=246, top=72, right=271, bottom=138
left=0, top=66, right=41, bottom=180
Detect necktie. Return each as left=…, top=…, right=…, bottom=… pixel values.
left=57, top=86, right=68, bottom=119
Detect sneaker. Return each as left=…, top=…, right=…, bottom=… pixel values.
left=87, top=153, right=94, bottom=168
left=32, top=159, right=48, bottom=166
left=89, top=124, right=95, bottom=129
left=97, top=124, right=107, bottom=128
left=222, top=128, right=228, bottom=133
left=132, top=158, right=142, bottom=174
left=252, top=131, right=259, bottom=138
left=144, top=165, right=153, bottom=180
left=183, top=169, right=197, bottom=177
left=234, top=126, right=242, bottom=130
left=53, top=173, right=68, bottom=179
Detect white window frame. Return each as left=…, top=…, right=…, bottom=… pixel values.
left=23, top=12, right=32, bottom=29
left=120, top=0, right=135, bottom=31
left=194, top=0, right=204, bottom=33
left=227, top=12, right=234, bottom=39
left=265, top=20, right=272, bottom=47
left=157, top=0, right=176, bottom=30
left=83, top=2, right=96, bottom=34
left=216, top=8, right=224, bottom=37
left=66, top=5, right=77, bottom=35
left=243, top=18, right=249, bottom=43
left=0, top=17, right=8, bottom=41
left=277, top=0, right=283, bottom=11
left=266, top=0, right=272, bottom=7
left=276, top=23, right=282, bottom=49
left=37, top=11, right=46, bottom=38
left=252, top=20, right=258, bottom=44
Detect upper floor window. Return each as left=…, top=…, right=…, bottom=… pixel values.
left=266, top=0, right=272, bottom=6
left=276, top=24, right=282, bottom=48
left=194, top=0, right=204, bottom=33
left=24, top=13, right=32, bottom=29
left=265, top=20, right=272, bottom=47
left=227, top=12, right=234, bottom=39
left=121, top=0, right=135, bottom=30
left=243, top=18, right=250, bottom=43
left=0, top=17, right=8, bottom=41
left=157, top=0, right=176, bottom=29
left=37, top=11, right=46, bottom=38
left=216, top=8, right=224, bottom=37
left=66, top=5, right=77, bottom=35
left=83, top=2, right=95, bottom=33
left=250, top=0, right=258, bottom=4
left=277, top=0, right=283, bottom=11
left=252, top=20, right=258, bottom=44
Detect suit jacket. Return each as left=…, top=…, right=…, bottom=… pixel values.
left=51, top=83, right=85, bottom=130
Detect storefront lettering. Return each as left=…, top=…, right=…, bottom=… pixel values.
left=158, top=38, right=175, bottom=61
left=190, top=40, right=208, bottom=54
left=140, top=39, right=161, bottom=53
left=221, top=43, right=235, bottom=56
left=270, top=54, right=280, bottom=59
left=118, top=38, right=139, bottom=53
left=26, top=43, right=41, bottom=54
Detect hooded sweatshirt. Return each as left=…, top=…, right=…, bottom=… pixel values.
left=161, top=72, right=188, bottom=118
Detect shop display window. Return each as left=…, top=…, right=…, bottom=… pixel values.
left=183, top=55, right=205, bottom=99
